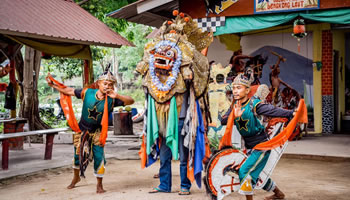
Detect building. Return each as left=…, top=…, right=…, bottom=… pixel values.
left=109, top=0, right=350, bottom=134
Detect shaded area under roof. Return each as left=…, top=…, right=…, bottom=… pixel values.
left=0, top=0, right=133, bottom=48
left=107, top=0, right=178, bottom=28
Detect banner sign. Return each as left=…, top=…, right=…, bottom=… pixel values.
left=205, top=0, right=239, bottom=15
left=255, top=0, right=320, bottom=14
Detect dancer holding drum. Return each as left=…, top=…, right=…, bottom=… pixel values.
left=219, top=74, right=297, bottom=200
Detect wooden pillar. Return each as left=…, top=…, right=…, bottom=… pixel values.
left=83, top=59, right=94, bottom=86
left=2, top=139, right=9, bottom=170
left=44, top=134, right=55, bottom=160
left=83, top=60, right=90, bottom=86
left=9, top=45, right=17, bottom=118
left=313, top=29, right=323, bottom=134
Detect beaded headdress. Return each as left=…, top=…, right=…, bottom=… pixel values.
left=98, top=63, right=117, bottom=83
left=232, top=74, right=251, bottom=88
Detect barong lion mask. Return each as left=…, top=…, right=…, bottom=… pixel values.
left=148, top=39, right=182, bottom=99
left=137, top=11, right=213, bottom=103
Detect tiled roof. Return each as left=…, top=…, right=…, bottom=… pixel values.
left=0, top=0, right=133, bottom=47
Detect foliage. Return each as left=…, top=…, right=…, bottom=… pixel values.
left=39, top=108, right=68, bottom=128
left=42, top=0, right=139, bottom=81
left=115, top=24, right=153, bottom=82
left=119, top=88, right=145, bottom=105
left=78, top=0, right=135, bottom=37
left=38, top=0, right=152, bottom=111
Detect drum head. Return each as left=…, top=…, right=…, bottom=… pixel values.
left=204, top=147, right=246, bottom=200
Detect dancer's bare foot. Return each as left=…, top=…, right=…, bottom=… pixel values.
left=67, top=169, right=80, bottom=189
left=96, top=185, right=106, bottom=193
left=264, top=187, right=285, bottom=200
left=96, top=177, right=106, bottom=193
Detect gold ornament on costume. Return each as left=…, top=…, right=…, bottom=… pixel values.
left=136, top=10, right=212, bottom=103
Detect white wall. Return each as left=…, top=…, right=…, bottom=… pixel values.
left=207, top=37, right=234, bottom=66
left=207, top=32, right=313, bottom=66
left=242, top=32, right=313, bottom=60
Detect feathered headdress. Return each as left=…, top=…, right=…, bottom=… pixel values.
left=98, top=63, right=117, bottom=83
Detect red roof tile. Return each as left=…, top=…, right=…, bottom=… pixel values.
left=0, top=0, right=133, bottom=47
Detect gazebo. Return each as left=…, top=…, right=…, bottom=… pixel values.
left=0, top=0, right=133, bottom=150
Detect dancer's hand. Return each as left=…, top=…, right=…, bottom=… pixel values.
left=233, top=100, right=245, bottom=118
left=106, top=89, right=118, bottom=99
left=45, top=73, right=54, bottom=87
left=293, top=108, right=298, bottom=116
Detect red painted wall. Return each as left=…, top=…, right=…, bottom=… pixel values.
left=321, top=30, right=333, bottom=96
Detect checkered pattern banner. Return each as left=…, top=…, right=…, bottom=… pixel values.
left=193, top=16, right=225, bottom=32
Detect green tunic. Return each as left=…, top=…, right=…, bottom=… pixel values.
left=234, top=98, right=264, bottom=137
left=81, top=88, right=114, bottom=127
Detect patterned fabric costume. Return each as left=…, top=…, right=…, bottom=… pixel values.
left=220, top=75, right=294, bottom=195
left=137, top=11, right=212, bottom=192
left=48, top=66, right=123, bottom=178
left=72, top=88, right=124, bottom=177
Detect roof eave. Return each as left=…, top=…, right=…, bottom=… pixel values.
left=0, top=29, right=134, bottom=48
left=107, top=0, right=178, bottom=28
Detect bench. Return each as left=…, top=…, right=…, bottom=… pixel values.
left=0, top=127, right=69, bottom=170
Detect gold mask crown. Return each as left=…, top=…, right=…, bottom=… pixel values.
left=158, top=10, right=213, bottom=51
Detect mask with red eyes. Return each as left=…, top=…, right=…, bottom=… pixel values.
left=150, top=45, right=178, bottom=71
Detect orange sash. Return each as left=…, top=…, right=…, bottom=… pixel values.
left=253, top=99, right=307, bottom=150
left=218, top=95, right=307, bottom=151
left=48, top=75, right=81, bottom=133
left=48, top=75, right=109, bottom=146
left=99, top=94, right=109, bottom=146
left=139, top=135, right=147, bottom=169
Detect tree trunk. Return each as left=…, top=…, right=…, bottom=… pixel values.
left=19, top=47, right=50, bottom=138
left=112, top=48, right=123, bottom=90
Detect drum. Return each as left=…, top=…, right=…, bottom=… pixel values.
left=204, top=147, right=247, bottom=200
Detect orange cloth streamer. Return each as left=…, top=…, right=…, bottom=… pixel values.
left=48, top=75, right=81, bottom=133
left=218, top=85, right=258, bottom=150
left=139, top=135, right=147, bottom=169
left=187, top=162, right=195, bottom=183
left=253, top=99, right=308, bottom=150
left=248, top=85, right=258, bottom=98
left=99, top=94, right=109, bottom=146
left=204, top=134, right=212, bottom=159
left=218, top=86, right=307, bottom=151
left=218, top=107, right=236, bottom=150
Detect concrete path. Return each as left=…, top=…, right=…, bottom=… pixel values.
left=284, top=134, right=350, bottom=160
left=0, top=131, right=140, bottom=180
left=1, top=131, right=349, bottom=180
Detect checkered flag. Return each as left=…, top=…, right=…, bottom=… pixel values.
left=193, top=16, right=225, bottom=32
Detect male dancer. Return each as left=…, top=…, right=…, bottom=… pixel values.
left=46, top=68, right=134, bottom=193
left=221, top=74, right=296, bottom=200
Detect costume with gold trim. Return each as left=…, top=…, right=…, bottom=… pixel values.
left=73, top=66, right=122, bottom=178
left=138, top=11, right=212, bottom=191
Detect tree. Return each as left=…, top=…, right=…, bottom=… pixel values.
left=46, top=0, right=137, bottom=81
left=17, top=47, right=50, bottom=131
left=115, top=24, right=152, bottom=83
left=17, top=0, right=139, bottom=130
left=45, top=0, right=152, bottom=88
